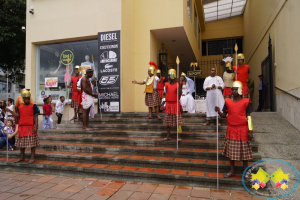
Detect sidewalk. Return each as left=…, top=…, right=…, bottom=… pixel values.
left=0, top=171, right=261, bottom=200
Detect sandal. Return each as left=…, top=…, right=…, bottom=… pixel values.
left=157, top=116, right=162, bottom=120
left=28, top=160, right=35, bottom=164
left=203, top=121, right=210, bottom=126
left=70, top=117, right=77, bottom=121
left=218, top=123, right=221, bottom=126
left=145, top=117, right=153, bottom=119
left=224, top=172, right=236, bottom=178
left=14, top=159, right=24, bottom=163
left=163, top=138, right=171, bottom=141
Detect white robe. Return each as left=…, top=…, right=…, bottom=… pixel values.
left=203, top=76, right=225, bottom=117
left=180, top=81, right=195, bottom=113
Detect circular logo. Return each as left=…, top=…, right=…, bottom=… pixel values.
left=60, top=50, right=74, bottom=65
left=243, top=159, right=299, bottom=199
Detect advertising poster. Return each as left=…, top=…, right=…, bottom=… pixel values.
left=45, top=77, right=58, bottom=88
left=97, top=30, right=121, bottom=113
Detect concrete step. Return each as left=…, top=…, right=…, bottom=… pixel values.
left=37, top=135, right=259, bottom=151
left=88, top=118, right=227, bottom=124
left=56, top=123, right=228, bottom=131
left=93, top=112, right=207, bottom=118
left=0, top=158, right=248, bottom=190
left=0, top=150, right=258, bottom=174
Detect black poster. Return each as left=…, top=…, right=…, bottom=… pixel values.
left=97, top=30, right=121, bottom=113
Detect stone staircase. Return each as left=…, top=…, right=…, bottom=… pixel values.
left=0, top=113, right=261, bottom=190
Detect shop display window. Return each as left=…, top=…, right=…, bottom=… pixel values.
left=36, top=39, right=98, bottom=103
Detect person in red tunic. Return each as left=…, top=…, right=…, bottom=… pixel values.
left=161, top=69, right=183, bottom=141
left=215, top=81, right=253, bottom=178
left=5, top=90, right=39, bottom=164
left=156, top=69, right=165, bottom=101
left=233, top=53, right=250, bottom=98
left=68, top=65, right=82, bottom=121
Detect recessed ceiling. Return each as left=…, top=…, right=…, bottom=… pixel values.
left=203, top=0, right=247, bottom=22
left=151, top=27, right=197, bottom=63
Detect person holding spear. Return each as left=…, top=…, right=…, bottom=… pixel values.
left=161, top=69, right=183, bottom=141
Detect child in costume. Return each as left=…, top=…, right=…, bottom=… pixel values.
left=5, top=90, right=39, bottom=163
left=222, top=57, right=235, bottom=98
left=161, top=69, right=183, bottom=141
left=215, top=81, right=253, bottom=178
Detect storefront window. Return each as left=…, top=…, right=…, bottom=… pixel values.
left=36, top=39, right=98, bottom=103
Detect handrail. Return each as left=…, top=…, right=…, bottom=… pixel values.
left=275, top=87, right=300, bottom=100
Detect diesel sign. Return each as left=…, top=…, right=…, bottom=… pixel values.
left=101, top=33, right=117, bottom=42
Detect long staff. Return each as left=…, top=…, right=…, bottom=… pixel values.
left=176, top=56, right=180, bottom=150
left=6, top=68, right=8, bottom=162
left=235, top=44, right=238, bottom=81
left=215, top=64, right=219, bottom=189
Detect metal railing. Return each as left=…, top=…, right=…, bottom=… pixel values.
left=275, top=87, right=300, bottom=101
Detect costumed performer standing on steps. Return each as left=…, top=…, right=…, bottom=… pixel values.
left=233, top=53, right=250, bottom=98
left=5, top=89, right=39, bottom=164
left=156, top=69, right=165, bottom=104
left=68, top=65, right=82, bottom=122
left=81, top=68, right=97, bottom=131
left=161, top=69, right=183, bottom=141
left=132, top=62, right=163, bottom=119
left=222, top=57, right=235, bottom=98
left=215, top=81, right=253, bottom=179
left=180, top=72, right=195, bottom=113
left=203, top=67, right=224, bottom=126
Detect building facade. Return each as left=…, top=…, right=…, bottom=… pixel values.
left=25, top=0, right=300, bottom=130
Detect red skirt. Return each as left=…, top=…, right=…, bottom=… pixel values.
left=165, top=101, right=182, bottom=115
left=226, top=125, right=249, bottom=141
left=158, top=89, right=164, bottom=99
left=223, top=87, right=232, bottom=96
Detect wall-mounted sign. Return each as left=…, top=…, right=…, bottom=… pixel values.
left=98, top=30, right=121, bottom=113
left=60, top=50, right=74, bottom=65
left=45, top=77, right=58, bottom=87
left=187, top=70, right=201, bottom=77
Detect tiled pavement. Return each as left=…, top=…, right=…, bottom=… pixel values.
left=0, top=171, right=264, bottom=200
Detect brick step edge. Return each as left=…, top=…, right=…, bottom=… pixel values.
left=37, top=141, right=259, bottom=152
left=0, top=152, right=259, bottom=174
left=38, top=137, right=259, bottom=150
left=0, top=160, right=247, bottom=189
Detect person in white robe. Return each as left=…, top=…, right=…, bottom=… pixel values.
left=203, top=68, right=224, bottom=126
left=180, top=72, right=195, bottom=113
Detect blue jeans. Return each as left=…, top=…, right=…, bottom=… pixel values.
left=43, top=115, right=51, bottom=129
left=0, top=137, right=15, bottom=149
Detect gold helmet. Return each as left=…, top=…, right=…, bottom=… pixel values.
left=225, top=61, right=232, bottom=70
left=156, top=69, right=161, bottom=74
left=149, top=66, right=155, bottom=75
left=232, top=81, right=243, bottom=95
left=237, top=53, right=245, bottom=60
left=168, top=69, right=176, bottom=79
left=181, top=72, right=186, bottom=77
left=21, top=89, right=31, bottom=101
left=81, top=70, right=87, bottom=76
left=75, top=65, right=80, bottom=70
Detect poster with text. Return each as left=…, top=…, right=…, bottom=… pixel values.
left=97, top=30, right=121, bottom=113
left=45, top=77, right=58, bottom=88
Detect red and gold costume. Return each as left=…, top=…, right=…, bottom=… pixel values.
left=233, top=65, right=249, bottom=95
left=222, top=82, right=253, bottom=161
left=15, top=94, right=40, bottom=148
left=157, top=77, right=165, bottom=99
left=163, top=69, right=183, bottom=127
left=70, top=75, right=81, bottom=111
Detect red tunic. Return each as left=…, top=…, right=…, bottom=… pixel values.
left=71, top=76, right=81, bottom=100
left=224, top=98, right=249, bottom=141
left=233, top=65, right=249, bottom=95
left=165, top=82, right=182, bottom=115
left=18, top=104, right=37, bottom=137
left=157, top=77, right=165, bottom=98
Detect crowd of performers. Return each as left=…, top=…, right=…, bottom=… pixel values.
left=132, top=54, right=253, bottom=179
left=1, top=54, right=253, bottom=180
